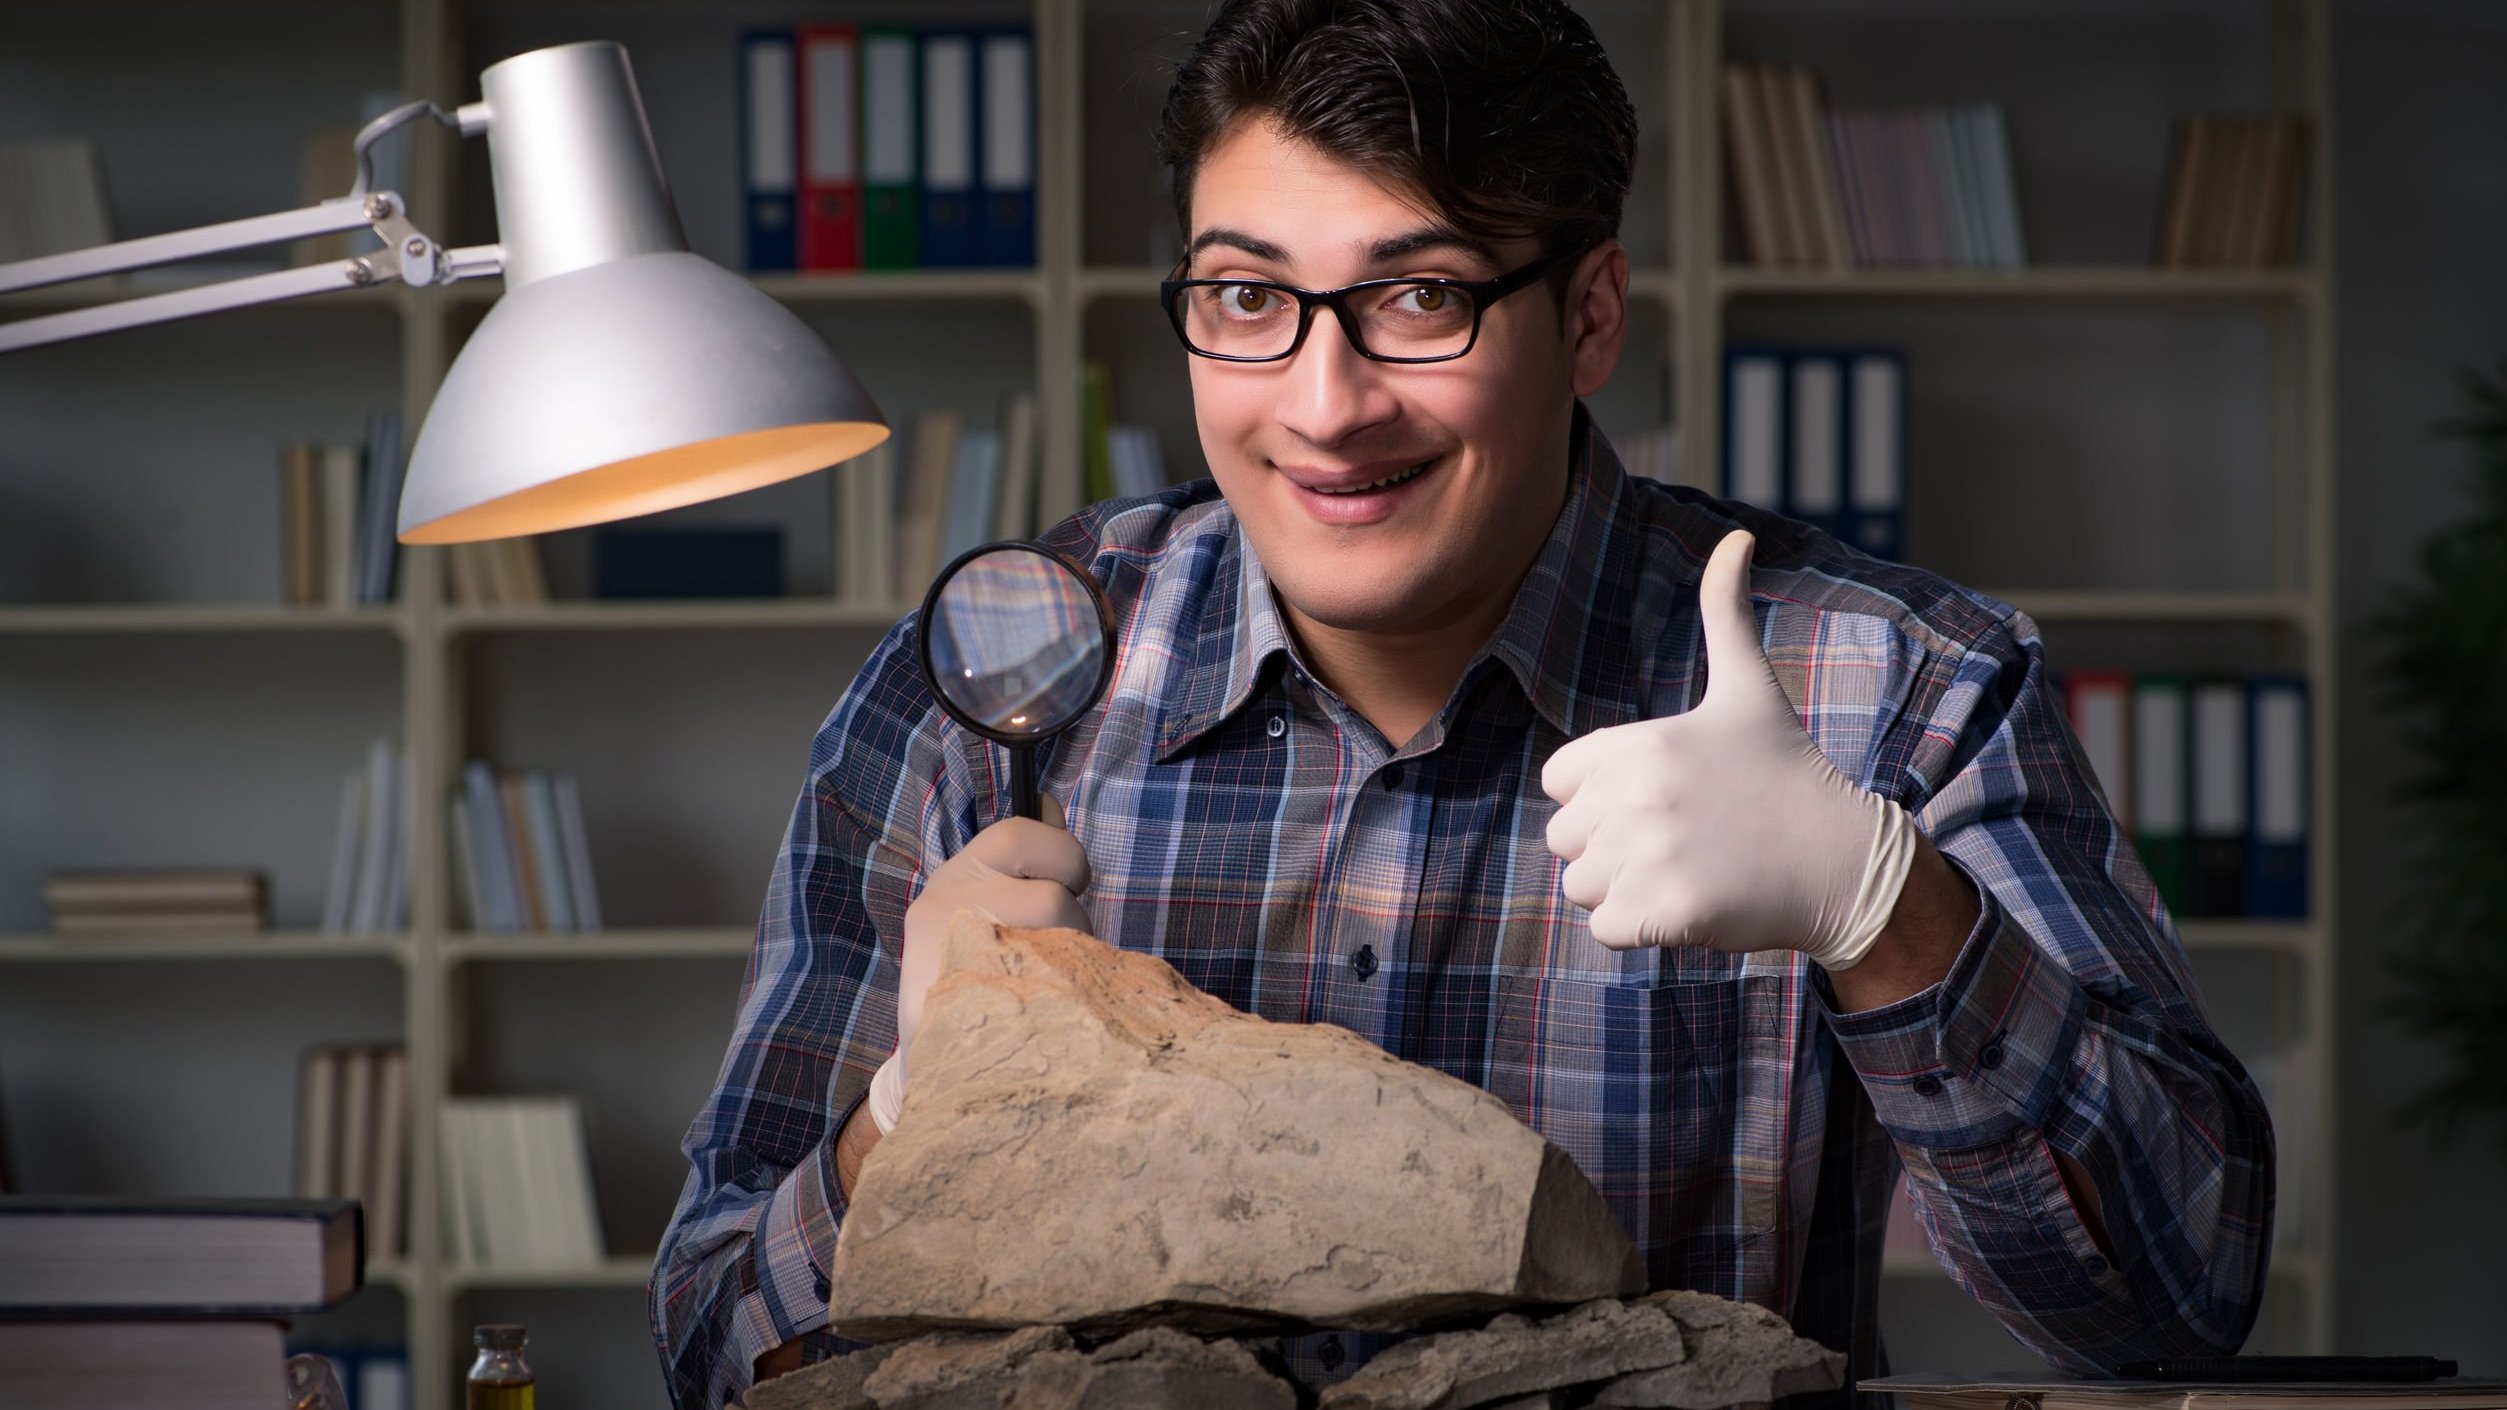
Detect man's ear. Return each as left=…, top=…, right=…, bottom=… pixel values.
left=1565, top=240, right=1630, bottom=399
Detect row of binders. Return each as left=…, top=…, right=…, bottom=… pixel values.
left=449, top=762, right=603, bottom=934
left=2156, top=113, right=2309, bottom=269
left=2058, top=672, right=2311, bottom=920
left=1723, top=346, right=1907, bottom=563
left=280, top=411, right=406, bottom=608
left=294, top=1044, right=409, bottom=1264
left=742, top=25, right=1034, bottom=271
left=1721, top=62, right=2024, bottom=270
left=440, top=1095, right=605, bottom=1271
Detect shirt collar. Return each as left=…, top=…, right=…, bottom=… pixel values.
left=1154, top=402, right=1648, bottom=759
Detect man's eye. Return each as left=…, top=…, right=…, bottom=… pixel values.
left=1402, top=286, right=1450, bottom=312
left=1219, top=284, right=1278, bottom=314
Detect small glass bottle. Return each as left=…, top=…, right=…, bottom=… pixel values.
left=467, top=1323, right=535, bottom=1410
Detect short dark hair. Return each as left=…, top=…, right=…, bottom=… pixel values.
left=1155, top=0, right=1639, bottom=283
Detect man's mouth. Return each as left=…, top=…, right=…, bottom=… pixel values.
left=1303, top=457, right=1437, bottom=496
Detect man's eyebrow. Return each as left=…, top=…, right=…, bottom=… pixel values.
left=1187, top=227, right=1291, bottom=263
left=1368, top=227, right=1503, bottom=269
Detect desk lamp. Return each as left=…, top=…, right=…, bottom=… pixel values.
left=0, top=40, right=888, bottom=543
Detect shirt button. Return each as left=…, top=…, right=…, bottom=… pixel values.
left=1912, top=1074, right=1946, bottom=1098
left=1318, top=1335, right=1345, bottom=1370
left=1351, top=944, right=1378, bottom=981
left=2082, top=1254, right=2110, bottom=1277
left=1979, top=1040, right=2007, bottom=1070
left=1381, top=765, right=1404, bottom=789
left=1266, top=714, right=1286, bottom=738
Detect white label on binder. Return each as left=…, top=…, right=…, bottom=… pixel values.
left=2134, top=684, right=2185, bottom=831
left=1850, top=355, right=1903, bottom=510
left=983, top=34, right=1032, bottom=188
left=2193, top=682, right=2247, bottom=832
left=923, top=36, right=973, bottom=190
left=1730, top=355, right=1781, bottom=508
left=747, top=38, right=795, bottom=189
left=804, top=33, right=856, bottom=184
left=1790, top=357, right=1842, bottom=514
left=2256, top=687, right=2305, bottom=842
left=865, top=35, right=915, bottom=183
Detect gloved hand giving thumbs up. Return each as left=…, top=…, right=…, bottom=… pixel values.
left=1540, top=529, right=1919, bottom=969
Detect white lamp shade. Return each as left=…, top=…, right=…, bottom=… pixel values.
left=396, top=250, right=886, bottom=544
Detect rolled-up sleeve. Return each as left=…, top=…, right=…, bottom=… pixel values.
left=648, top=624, right=979, bottom=1410
left=1825, top=608, right=2276, bottom=1374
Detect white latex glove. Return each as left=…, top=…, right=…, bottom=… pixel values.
left=867, top=796, right=1091, bottom=1132
left=1540, top=529, right=1919, bottom=969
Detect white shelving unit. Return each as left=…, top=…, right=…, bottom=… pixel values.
left=0, top=1, right=2335, bottom=1404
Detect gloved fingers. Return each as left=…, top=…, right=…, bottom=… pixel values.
left=1540, top=728, right=1608, bottom=806
left=1545, top=793, right=1595, bottom=862
left=961, top=813, right=1094, bottom=896
left=980, top=875, right=1095, bottom=934
left=1588, top=892, right=1669, bottom=951
left=1559, top=848, right=1614, bottom=913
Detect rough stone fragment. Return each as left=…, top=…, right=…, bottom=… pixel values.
left=1589, top=1290, right=1845, bottom=1408
left=829, top=916, right=1646, bottom=1340
left=859, top=1324, right=1076, bottom=1410
left=1052, top=1327, right=1299, bottom=1410
left=1317, top=1298, right=1688, bottom=1410
left=740, top=1341, right=897, bottom=1410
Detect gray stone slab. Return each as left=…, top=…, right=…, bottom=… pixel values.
left=740, top=1341, right=898, bottom=1410
left=1589, top=1290, right=1844, bottom=1408
left=859, top=1324, right=1076, bottom=1410
left=1318, top=1298, right=1688, bottom=1410
left=829, top=916, right=1646, bottom=1341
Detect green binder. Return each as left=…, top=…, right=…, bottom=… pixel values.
left=860, top=27, right=921, bottom=269
left=2131, top=672, right=2193, bottom=916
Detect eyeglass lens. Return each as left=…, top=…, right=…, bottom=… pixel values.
left=1177, top=281, right=1478, bottom=360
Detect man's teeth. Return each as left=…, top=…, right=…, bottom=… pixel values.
left=1312, top=459, right=1433, bottom=495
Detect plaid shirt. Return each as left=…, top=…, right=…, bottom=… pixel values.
left=651, top=409, right=2274, bottom=1410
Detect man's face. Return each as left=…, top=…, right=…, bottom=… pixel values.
left=1181, top=119, right=1625, bottom=645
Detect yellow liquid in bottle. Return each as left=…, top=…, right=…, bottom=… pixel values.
left=467, top=1379, right=534, bottom=1410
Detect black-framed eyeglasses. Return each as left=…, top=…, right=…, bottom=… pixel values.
left=1158, top=244, right=1585, bottom=364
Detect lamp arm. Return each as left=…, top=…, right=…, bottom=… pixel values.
left=0, top=97, right=502, bottom=355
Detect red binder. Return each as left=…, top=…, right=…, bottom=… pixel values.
left=797, top=24, right=861, bottom=270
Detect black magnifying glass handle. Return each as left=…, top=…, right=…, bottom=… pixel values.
left=1010, top=745, right=1041, bottom=822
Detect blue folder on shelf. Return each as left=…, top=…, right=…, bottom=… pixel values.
left=918, top=31, right=978, bottom=268
left=738, top=30, right=798, bottom=273
left=976, top=28, right=1035, bottom=267
left=2246, top=675, right=2310, bottom=918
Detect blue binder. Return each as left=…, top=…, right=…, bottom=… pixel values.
left=2244, top=676, right=2310, bottom=918
left=918, top=31, right=979, bottom=267
left=1844, top=348, right=1906, bottom=561
left=1721, top=347, right=1786, bottom=515
left=976, top=28, right=1036, bottom=267
left=738, top=30, right=798, bottom=273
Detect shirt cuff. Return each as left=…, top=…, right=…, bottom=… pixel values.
left=727, top=1092, right=862, bottom=1393
left=1819, top=852, right=2090, bottom=1149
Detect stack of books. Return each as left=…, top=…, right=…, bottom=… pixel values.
left=2155, top=114, right=2309, bottom=269
left=442, top=537, right=550, bottom=609
left=1721, top=61, right=2024, bottom=270
left=448, top=762, right=603, bottom=935
left=295, top=1045, right=409, bottom=1266
left=278, top=410, right=406, bottom=608
left=0, top=1195, right=369, bottom=1410
left=42, top=869, right=268, bottom=938
left=0, top=138, right=112, bottom=264
left=439, top=1096, right=605, bottom=1272
left=320, top=738, right=411, bottom=940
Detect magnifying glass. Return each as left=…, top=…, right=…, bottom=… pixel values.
left=917, top=541, right=1118, bottom=821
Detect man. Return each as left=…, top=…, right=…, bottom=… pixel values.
left=651, top=3, right=2275, bottom=1406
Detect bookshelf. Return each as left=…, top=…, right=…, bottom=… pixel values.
left=0, top=0, right=2336, bottom=1404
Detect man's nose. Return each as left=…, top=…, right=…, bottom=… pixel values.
left=1275, top=307, right=1400, bottom=448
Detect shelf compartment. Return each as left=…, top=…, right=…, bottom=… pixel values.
left=444, top=1253, right=655, bottom=1294
left=0, top=604, right=409, bottom=636
left=442, top=599, right=903, bottom=635
left=1720, top=266, right=2322, bottom=302
left=441, top=928, right=751, bottom=964
left=0, top=930, right=411, bottom=963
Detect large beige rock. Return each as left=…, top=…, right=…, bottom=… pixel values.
left=828, top=915, right=1645, bottom=1341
